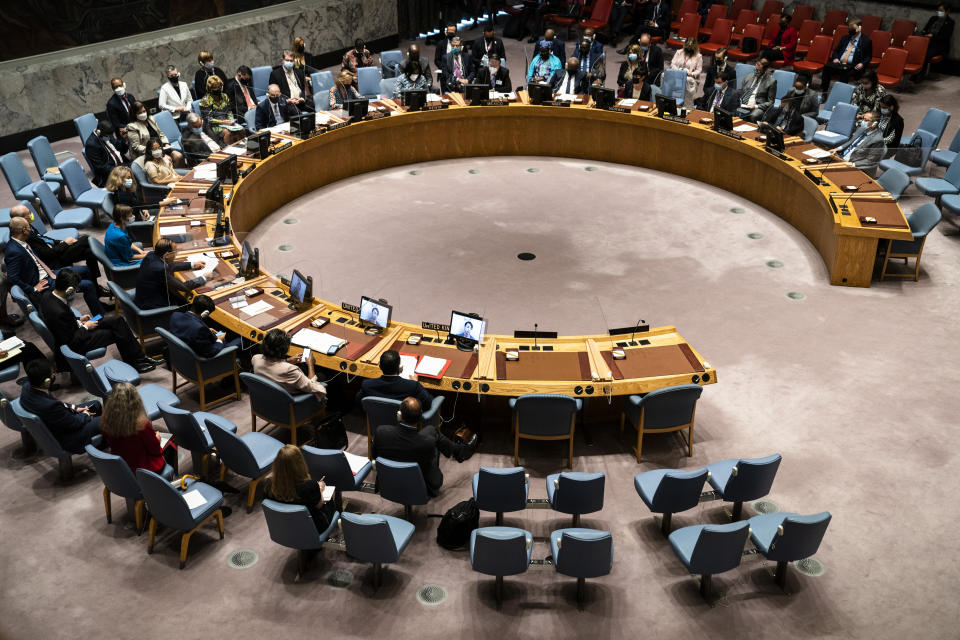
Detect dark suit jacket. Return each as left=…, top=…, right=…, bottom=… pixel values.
left=474, top=66, right=513, bottom=92
left=133, top=251, right=203, bottom=310
left=180, top=130, right=215, bottom=164
left=4, top=239, right=44, bottom=296
left=831, top=34, right=873, bottom=68
left=169, top=311, right=224, bottom=358
left=399, top=55, right=432, bottom=79
left=619, top=80, right=653, bottom=100
left=269, top=65, right=308, bottom=103
left=762, top=102, right=804, bottom=136
left=545, top=37, right=566, bottom=60
left=922, top=15, right=955, bottom=57
left=83, top=131, right=128, bottom=187
left=442, top=52, right=476, bottom=91
left=696, top=84, right=740, bottom=112
left=372, top=423, right=444, bottom=496
left=471, top=36, right=507, bottom=71
left=550, top=68, right=588, bottom=94
left=194, top=67, right=228, bottom=99
left=224, top=78, right=256, bottom=120
left=19, top=382, right=98, bottom=452
left=106, top=92, right=138, bottom=131
left=254, top=98, right=298, bottom=130
left=739, top=71, right=778, bottom=113
left=642, top=44, right=665, bottom=83
left=646, top=0, right=671, bottom=37
left=358, top=375, right=434, bottom=408
left=38, top=291, right=82, bottom=350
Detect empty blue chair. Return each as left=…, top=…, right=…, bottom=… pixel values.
left=60, top=158, right=110, bottom=211
left=376, top=457, right=430, bottom=520
left=190, top=99, right=201, bottom=115
left=60, top=345, right=141, bottom=399
left=137, top=468, right=225, bottom=569
left=668, top=521, right=750, bottom=601
left=930, top=128, right=960, bottom=168
left=621, top=384, right=703, bottom=463
left=10, top=285, right=35, bottom=316
left=649, top=83, right=662, bottom=101
left=311, top=70, right=335, bottom=95
left=550, top=528, right=613, bottom=605
left=901, top=107, right=950, bottom=148
left=943, top=193, right=960, bottom=219
left=816, top=81, right=854, bottom=123
left=875, top=166, right=911, bottom=200
left=86, top=443, right=161, bottom=533
left=1, top=151, right=62, bottom=200
left=510, top=394, right=581, bottom=468
left=244, top=107, right=257, bottom=132
left=206, top=417, right=284, bottom=512
left=361, top=395, right=444, bottom=458
left=735, top=62, right=753, bottom=90
left=707, top=453, right=782, bottom=520
left=470, top=526, right=533, bottom=606
left=11, top=398, right=98, bottom=481
left=916, top=155, right=960, bottom=200
left=879, top=130, right=937, bottom=177
left=32, top=181, right=93, bottom=229
left=240, top=372, right=324, bottom=447
left=634, top=466, right=709, bottom=534
left=156, top=402, right=236, bottom=478
left=772, top=69, right=795, bottom=107
left=251, top=65, right=272, bottom=100
left=802, top=115, right=818, bottom=142
left=91, top=237, right=139, bottom=290
left=158, top=327, right=240, bottom=410
left=880, top=202, right=942, bottom=281
left=73, top=113, right=97, bottom=146
left=357, top=66, right=382, bottom=97
left=380, top=49, right=403, bottom=77
left=108, top=281, right=177, bottom=352
left=379, top=77, right=398, bottom=98
left=19, top=200, right=78, bottom=243
left=0, top=384, right=34, bottom=455
left=301, top=445, right=373, bottom=504
left=152, top=110, right=183, bottom=151
left=749, top=511, right=832, bottom=589
left=473, top=466, right=528, bottom=525
left=547, top=471, right=605, bottom=527
left=340, top=511, right=416, bottom=589
left=660, top=68, right=687, bottom=105
left=26, top=135, right=65, bottom=185
left=262, top=499, right=341, bottom=581
left=812, top=102, right=857, bottom=147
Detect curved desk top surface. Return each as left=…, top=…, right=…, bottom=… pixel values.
left=154, top=94, right=908, bottom=397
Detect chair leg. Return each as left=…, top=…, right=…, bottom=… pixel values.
left=880, top=239, right=892, bottom=281
left=495, top=575, right=504, bottom=608
left=179, top=530, right=193, bottom=569
left=572, top=513, right=581, bottom=527
left=216, top=509, right=224, bottom=539
left=577, top=577, right=586, bottom=606
left=102, top=487, right=112, bottom=523
left=404, top=504, right=413, bottom=522
left=635, top=428, right=644, bottom=464
left=171, top=368, right=178, bottom=394
left=372, top=562, right=382, bottom=590
left=250, top=409, right=257, bottom=433
left=134, top=499, right=145, bottom=534
left=147, top=517, right=157, bottom=553
left=660, top=512, right=672, bottom=536
left=57, top=455, right=74, bottom=481
left=495, top=512, right=503, bottom=526
left=198, top=378, right=206, bottom=411
left=247, top=477, right=260, bottom=513
left=568, top=433, right=574, bottom=469
left=200, top=453, right=209, bottom=480
left=775, top=560, right=789, bottom=589
left=687, top=423, right=694, bottom=457
left=219, top=464, right=227, bottom=482
left=699, top=573, right=713, bottom=600
left=514, top=428, right=520, bottom=467
left=295, top=549, right=307, bottom=582
left=731, top=501, right=743, bottom=521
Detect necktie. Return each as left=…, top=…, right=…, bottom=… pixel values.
left=490, top=70, right=497, bottom=87
left=122, top=96, right=130, bottom=114
left=844, top=133, right=866, bottom=159
left=842, top=37, right=857, bottom=64
left=455, top=57, right=462, bottom=80
left=242, top=84, right=254, bottom=109
left=713, top=89, right=722, bottom=112
left=272, top=101, right=282, bottom=123
left=26, top=244, right=53, bottom=282
left=101, top=135, right=123, bottom=164
left=566, top=74, right=573, bottom=94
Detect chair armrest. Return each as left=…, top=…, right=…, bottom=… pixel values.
left=137, top=305, right=179, bottom=318
left=422, top=395, right=445, bottom=422
left=574, top=398, right=583, bottom=411
left=194, top=344, right=239, bottom=364
left=86, top=347, right=108, bottom=360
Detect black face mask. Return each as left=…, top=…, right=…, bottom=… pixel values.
left=540, top=53, right=551, bottom=60
left=211, top=89, right=221, bottom=96
left=567, top=65, right=578, bottom=73
left=268, top=95, right=280, bottom=103
left=169, top=75, right=179, bottom=83
left=849, top=27, right=857, bottom=35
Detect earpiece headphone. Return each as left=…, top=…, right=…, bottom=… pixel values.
left=396, top=410, right=403, bottom=422
left=43, top=372, right=54, bottom=388
left=64, top=285, right=76, bottom=297
left=200, top=309, right=211, bottom=319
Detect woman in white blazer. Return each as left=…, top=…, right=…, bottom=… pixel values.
left=158, top=65, right=192, bottom=124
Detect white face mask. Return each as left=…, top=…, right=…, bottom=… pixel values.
left=123, top=178, right=133, bottom=188
left=137, top=112, right=147, bottom=121
left=151, top=149, right=162, bottom=158
left=114, top=85, right=125, bottom=96
left=409, top=73, right=420, bottom=81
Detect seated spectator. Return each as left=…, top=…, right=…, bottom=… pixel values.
left=194, top=50, right=228, bottom=100
left=442, top=36, right=475, bottom=92
left=158, top=65, right=193, bottom=125
left=878, top=94, right=904, bottom=158
left=829, top=110, right=886, bottom=176
left=703, top=47, right=729, bottom=92
left=436, top=24, right=459, bottom=72
left=850, top=70, right=886, bottom=116
left=527, top=42, right=563, bottom=85
left=618, top=44, right=644, bottom=88
left=105, top=166, right=169, bottom=218
left=269, top=50, right=311, bottom=112
left=328, top=71, right=362, bottom=110
left=180, top=113, right=221, bottom=165
left=921, top=3, right=954, bottom=64
left=618, top=0, right=670, bottom=50
left=251, top=328, right=327, bottom=401
left=39, top=269, right=157, bottom=373
left=143, top=139, right=180, bottom=186
left=133, top=238, right=207, bottom=310
left=341, top=38, right=374, bottom=73
left=256, top=84, right=298, bottom=130
left=357, top=349, right=433, bottom=407
left=670, top=38, right=704, bottom=107
left=399, top=43, right=432, bottom=78
left=106, top=77, right=137, bottom=132
left=531, top=28, right=566, bottom=59
left=619, top=65, right=652, bottom=100
left=820, top=19, right=872, bottom=99
left=104, top=205, right=149, bottom=267
left=739, top=57, right=776, bottom=122
left=199, top=75, right=242, bottom=145
left=100, top=382, right=174, bottom=479
left=371, top=397, right=476, bottom=497
left=126, top=101, right=183, bottom=166
left=224, top=66, right=257, bottom=120
left=762, top=74, right=818, bottom=136
left=267, top=445, right=339, bottom=533
left=475, top=54, right=512, bottom=92
left=574, top=36, right=605, bottom=87
left=762, top=14, right=799, bottom=65
left=83, top=119, right=128, bottom=187
left=551, top=56, right=588, bottom=94
left=169, top=295, right=241, bottom=358
left=696, top=67, right=739, bottom=113
left=20, top=358, right=102, bottom=454
left=472, top=23, right=507, bottom=73
left=394, top=60, right=432, bottom=99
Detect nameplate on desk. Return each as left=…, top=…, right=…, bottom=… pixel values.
left=764, top=146, right=788, bottom=160
left=480, top=99, right=509, bottom=106
left=422, top=321, right=450, bottom=332
left=803, top=169, right=825, bottom=185
left=270, top=142, right=291, bottom=154
left=325, top=121, right=350, bottom=131
left=366, top=111, right=387, bottom=120
left=661, top=114, right=690, bottom=124
left=544, top=100, right=572, bottom=107
left=423, top=104, right=449, bottom=111
left=716, top=129, right=744, bottom=141
left=341, top=302, right=360, bottom=314
left=610, top=106, right=632, bottom=113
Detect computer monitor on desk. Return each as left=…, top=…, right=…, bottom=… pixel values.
left=240, top=241, right=259, bottom=278
left=216, top=154, right=238, bottom=185
left=359, top=296, right=392, bottom=334
left=204, top=179, right=223, bottom=213
left=246, top=131, right=271, bottom=159
left=465, top=83, right=490, bottom=104
left=402, top=89, right=427, bottom=111
left=759, top=123, right=785, bottom=152
left=449, top=310, right=486, bottom=351
left=714, top=108, right=734, bottom=132
left=289, top=269, right=313, bottom=310
left=655, top=94, right=678, bottom=118
left=290, top=112, right=315, bottom=139
left=345, top=99, right=369, bottom=121
left=590, top=85, right=616, bottom=110
left=527, top=82, right=553, bottom=105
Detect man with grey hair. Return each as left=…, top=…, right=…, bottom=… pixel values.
left=180, top=113, right=220, bottom=165
left=269, top=49, right=310, bottom=110
left=442, top=36, right=474, bottom=92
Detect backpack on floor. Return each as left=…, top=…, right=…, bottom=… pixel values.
left=436, top=498, right=479, bottom=550
left=894, top=133, right=923, bottom=167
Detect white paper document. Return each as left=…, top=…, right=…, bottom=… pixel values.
left=192, top=163, right=217, bottom=181
left=491, top=91, right=517, bottom=100
left=267, top=122, right=290, bottom=134
left=343, top=451, right=369, bottom=476
left=192, top=252, right=220, bottom=279
left=415, top=355, right=448, bottom=377
left=426, top=93, right=443, bottom=102
left=158, top=432, right=173, bottom=448
left=221, top=145, right=246, bottom=155
left=239, top=299, right=275, bottom=318
left=182, top=489, right=207, bottom=509
left=322, top=484, right=336, bottom=502
left=0, top=336, right=25, bottom=352
left=399, top=354, right=419, bottom=380
left=618, top=99, right=638, bottom=107
left=802, top=148, right=832, bottom=159
left=733, top=124, right=757, bottom=132
left=556, top=93, right=578, bottom=102
left=160, top=225, right=187, bottom=236
left=290, top=328, right=347, bottom=354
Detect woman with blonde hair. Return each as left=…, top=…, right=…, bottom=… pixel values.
left=105, top=165, right=170, bottom=218
left=267, top=445, right=338, bottom=533
left=199, top=75, right=242, bottom=145
left=328, top=70, right=362, bottom=109
left=100, top=382, right=174, bottom=479
left=670, top=37, right=704, bottom=107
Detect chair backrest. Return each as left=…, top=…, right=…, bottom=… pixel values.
left=60, top=158, right=92, bottom=201
left=375, top=457, right=429, bottom=506
left=361, top=396, right=401, bottom=429
left=733, top=10, right=759, bottom=35
left=380, top=49, right=403, bottom=77
left=762, top=14, right=782, bottom=42
left=476, top=466, right=527, bottom=512
left=638, top=384, right=703, bottom=430
left=239, top=372, right=299, bottom=425
left=676, top=0, right=697, bottom=19
left=796, top=20, right=822, bottom=46
left=244, top=108, right=257, bottom=131
left=721, top=453, right=782, bottom=501
left=60, top=345, right=111, bottom=398
left=945, top=128, right=960, bottom=154
left=380, top=77, right=398, bottom=97
left=73, top=113, right=97, bottom=145
left=875, top=166, right=910, bottom=199
left=787, top=4, right=812, bottom=29
left=688, top=521, right=750, bottom=573
left=707, top=18, right=734, bottom=45
left=555, top=471, right=605, bottom=515
left=942, top=155, right=960, bottom=187
left=301, top=446, right=355, bottom=488
left=128, top=161, right=153, bottom=188
left=649, top=467, right=709, bottom=512
left=826, top=102, right=857, bottom=136
left=676, top=12, right=701, bottom=41
left=801, top=115, right=818, bottom=142
left=907, top=202, right=943, bottom=239
left=0, top=388, right=23, bottom=432
left=311, top=70, right=335, bottom=95
left=340, top=512, right=401, bottom=563
left=10, top=285, right=34, bottom=315
left=157, top=401, right=209, bottom=453
left=28, top=311, right=57, bottom=354
left=806, top=35, right=833, bottom=65
left=205, top=417, right=261, bottom=478
left=859, top=14, right=882, bottom=38
left=703, top=4, right=727, bottom=31
left=555, top=529, right=613, bottom=578
left=262, top=499, right=323, bottom=549
left=915, top=107, right=951, bottom=147
left=472, top=528, right=530, bottom=576
left=820, top=9, right=847, bottom=35
left=88, top=237, right=125, bottom=279
left=0, top=152, right=32, bottom=194
left=730, top=0, right=754, bottom=24
left=772, top=69, right=795, bottom=102
left=32, top=181, right=63, bottom=219
left=871, top=30, right=892, bottom=58
left=251, top=65, right=272, bottom=99
left=649, top=84, right=662, bottom=101
left=155, top=327, right=200, bottom=379
left=153, top=110, right=181, bottom=145
left=877, top=47, right=908, bottom=81
left=85, top=444, right=142, bottom=499
left=589, top=0, right=614, bottom=22
left=662, top=68, right=687, bottom=105
left=890, top=19, right=916, bottom=47
left=904, top=34, right=929, bottom=67
left=357, top=66, right=381, bottom=97
left=764, top=512, right=832, bottom=562
left=27, top=136, right=59, bottom=176
left=513, top=394, right=580, bottom=437
left=136, top=468, right=196, bottom=531
left=11, top=398, right=67, bottom=458
left=735, top=62, right=753, bottom=90
left=739, top=24, right=765, bottom=48
left=822, top=81, right=854, bottom=113
left=190, top=100, right=201, bottom=115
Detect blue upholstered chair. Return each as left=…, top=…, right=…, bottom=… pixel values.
left=549, top=528, right=614, bottom=605
left=634, top=466, right=709, bottom=534
left=801, top=115, right=818, bottom=142
left=129, top=160, right=171, bottom=199
left=90, top=239, right=139, bottom=291
left=0, top=369, right=32, bottom=454
left=749, top=511, right=832, bottom=589
left=916, top=155, right=960, bottom=200
left=86, top=443, right=162, bottom=533
left=771, top=69, right=795, bottom=107
left=251, top=65, right=272, bottom=100
left=73, top=113, right=97, bottom=147
left=137, top=468, right=225, bottom=569
left=357, top=66, right=382, bottom=98
left=510, top=394, right=581, bottom=468
left=668, top=521, right=750, bottom=601
left=157, top=327, right=240, bottom=410
left=900, top=107, right=951, bottom=149
left=930, top=127, right=960, bottom=168
left=60, top=158, right=110, bottom=212
left=621, top=384, right=703, bottom=463
left=816, top=81, right=854, bottom=123
left=108, top=281, right=177, bottom=353
left=880, top=202, right=942, bottom=281
left=190, top=99, right=201, bottom=115
left=156, top=402, right=236, bottom=478
left=11, top=398, right=100, bottom=481
left=10, top=285, right=35, bottom=316
left=706, top=453, right=782, bottom=520
left=361, top=395, right=444, bottom=459
left=661, top=68, right=687, bottom=105
left=301, top=445, right=373, bottom=504
left=379, top=77, right=398, bottom=98
left=875, top=166, right=911, bottom=200
left=20, top=200, right=78, bottom=243
left=244, top=107, right=257, bottom=132
left=59, top=345, right=141, bottom=399
left=1, top=151, right=62, bottom=200
left=340, top=511, right=416, bottom=589
left=26, top=135, right=66, bottom=185
left=380, top=50, right=403, bottom=77
left=879, top=129, right=937, bottom=177
left=206, top=417, right=284, bottom=512
left=239, top=372, right=324, bottom=447
left=262, top=499, right=341, bottom=581
left=311, top=70, right=335, bottom=95
left=152, top=110, right=183, bottom=151
left=546, top=471, right=605, bottom=527
left=375, top=457, right=430, bottom=520
left=470, top=526, right=533, bottom=606
left=734, top=62, right=753, bottom=90
left=473, top=466, right=528, bottom=526
left=942, top=193, right=960, bottom=219
left=812, top=102, right=857, bottom=147
left=32, top=181, right=93, bottom=229
left=28, top=311, right=106, bottom=373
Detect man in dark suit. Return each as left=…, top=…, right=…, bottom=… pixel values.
left=255, top=84, right=299, bottom=130
left=39, top=269, right=156, bottom=373
left=168, top=294, right=240, bottom=358
left=358, top=350, right=434, bottom=407
left=550, top=57, right=589, bottom=94
left=180, top=114, right=221, bottom=164
left=371, top=397, right=476, bottom=497
left=399, top=43, right=432, bottom=79
left=269, top=50, right=311, bottom=112
left=762, top=74, right=819, bottom=136
left=628, top=33, right=664, bottom=83
left=541, top=28, right=566, bottom=60
left=435, top=24, right=459, bottom=77
left=633, top=0, right=671, bottom=43
left=83, top=119, right=128, bottom=187
left=5, top=218, right=105, bottom=316
left=106, top=77, right=137, bottom=132
left=474, top=54, right=512, bottom=92
left=225, top=66, right=257, bottom=120
left=696, top=67, right=740, bottom=113
left=471, top=23, right=507, bottom=74
left=442, top=37, right=475, bottom=93
left=921, top=4, right=955, bottom=61
left=20, top=358, right=102, bottom=454
left=133, top=238, right=206, bottom=310
left=820, top=18, right=873, bottom=98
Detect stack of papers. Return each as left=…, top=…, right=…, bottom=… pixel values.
left=192, top=163, right=217, bottom=181
left=733, top=124, right=757, bottom=132
left=803, top=148, right=832, bottom=159
left=159, top=432, right=173, bottom=448
left=426, top=93, right=443, bottom=102
left=399, top=354, right=419, bottom=380
left=556, top=93, right=578, bottom=102
left=239, top=299, right=275, bottom=318
left=0, top=336, right=25, bottom=353
left=490, top=91, right=517, bottom=100
left=343, top=451, right=369, bottom=475
left=321, top=484, right=336, bottom=502
left=159, top=225, right=187, bottom=236
left=291, top=328, right=347, bottom=354
left=266, top=122, right=290, bottom=134
left=192, top=252, right=220, bottom=279
left=618, top=99, right=638, bottom=107
left=415, top=355, right=449, bottom=378
left=221, top=144, right=246, bottom=155
left=182, top=489, right=207, bottom=509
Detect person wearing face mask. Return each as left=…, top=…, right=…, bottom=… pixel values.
left=877, top=94, right=904, bottom=158
left=618, top=44, right=645, bottom=87
left=158, top=65, right=192, bottom=125
left=83, top=119, right=129, bottom=187
left=292, top=35, right=318, bottom=75
left=180, top=113, right=221, bottom=165
left=703, top=47, right=728, bottom=93
left=527, top=42, right=563, bottom=84
left=442, top=36, right=475, bottom=93
left=761, top=14, right=799, bottom=65
left=105, top=166, right=173, bottom=218
left=194, top=51, right=228, bottom=100
left=125, top=102, right=184, bottom=166
left=199, top=76, right=242, bottom=145
left=670, top=38, right=704, bottom=106
left=399, top=43, right=432, bottom=79
left=104, top=205, right=149, bottom=267
left=270, top=50, right=311, bottom=111
left=256, top=83, right=298, bottom=130
left=394, top=60, right=433, bottom=100
left=342, top=38, right=374, bottom=73
left=134, top=239, right=207, bottom=311
left=577, top=37, right=606, bottom=86
left=820, top=19, right=873, bottom=99
left=921, top=4, right=955, bottom=66
left=225, top=65, right=257, bottom=120
left=106, top=77, right=137, bottom=132
left=435, top=24, right=460, bottom=76
left=695, top=67, right=739, bottom=112
left=142, top=139, right=179, bottom=186
left=850, top=69, right=887, bottom=116
left=738, top=57, right=777, bottom=122
left=474, top=53, right=512, bottom=92
left=550, top=57, right=588, bottom=95
left=762, top=74, right=816, bottom=136
left=327, top=72, right=362, bottom=110
left=610, top=0, right=637, bottom=43
left=619, top=64, right=652, bottom=100
left=169, top=294, right=242, bottom=359
left=829, top=110, right=886, bottom=175
left=39, top=268, right=157, bottom=373
left=20, top=358, right=103, bottom=454
left=628, top=32, right=664, bottom=84
left=471, top=23, right=506, bottom=75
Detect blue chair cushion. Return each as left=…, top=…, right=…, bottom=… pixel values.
left=915, top=176, right=960, bottom=197
left=74, top=188, right=110, bottom=209
left=239, top=431, right=285, bottom=475
left=0, top=363, right=20, bottom=383
left=42, top=171, right=65, bottom=184
left=16, top=181, right=61, bottom=200
left=816, top=108, right=833, bottom=124
left=879, top=157, right=926, bottom=177
left=633, top=469, right=672, bottom=509
left=98, top=360, right=141, bottom=386
left=44, top=228, right=79, bottom=242
left=812, top=131, right=849, bottom=146
left=138, top=384, right=181, bottom=420
left=746, top=512, right=787, bottom=553
left=181, top=477, right=225, bottom=523
left=52, top=208, right=94, bottom=229
left=705, top=458, right=738, bottom=492
left=196, top=411, right=238, bottom=449
left=942, top=193, right=960, bottom=214
left=930, top=149, right=957, bottom=167
left=668, top=524, right=703, bottom=569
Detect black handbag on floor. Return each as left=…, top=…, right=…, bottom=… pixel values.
left=436, top=498, right=479, bottom=550
left=894, top=133, right=923, bottom=167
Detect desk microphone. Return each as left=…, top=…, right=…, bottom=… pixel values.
left=838, top=179, right=874, bottom=212
left=533, top=322, right=540, bottom=351
left=630, top=318, right=647, bottom=346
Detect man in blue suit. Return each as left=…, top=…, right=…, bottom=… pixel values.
left=4, top=217, right=105, bottom=316
left=168, top=295, right=240, bottom=359
left=255, top=84, right=298, bottom=130
left=19, top=358, right=102, bottom=454
left=820, top=18, right=873, bottom=99
left=133, top=238, right=207, bottom=310
left=357, top=349, right=434, bottom=408
left=550, top=57, right=589, bottom=95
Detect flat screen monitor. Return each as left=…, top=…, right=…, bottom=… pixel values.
left=240, top=241, right=259, bottom=277
left=215, top=154, right=238, bottom=185
left=290, top=112, right=315, bottom=139
left=402, top=89, right=427, bottom=111
left=655, top=94, right=678, bottom=118
left=205, top=179, right=223, bottom=210
left=759, top=122, right=785, bottom=152
left=527, top=82, right=553, bottom=105
left=246, top=131, right=271, bottom=159
left=359, top=296, right=392, bottom=330
left=345, top=99, right=369, bottom=120
left=465, top=83, right=490, bottom=105
left=449, top=311, right=486, bottom=344
left=289, top=269, right=312, bottom=306
left=590, top=85, right=616, bottom=110
left=714, top=107, right=734, bottom=132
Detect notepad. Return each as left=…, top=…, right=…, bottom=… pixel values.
left=192, top=253, right=220, bottom=279
left=343, top=451, right=369, bottom=476
left=733, top=124, right=757, bottom=132
left=192, top=163, right=217, bottom=181
left=160, top=225, right=187, bottom=236
left=802, top=148, right=832, bottom=159
left=182, top=489, right=207, bottom=509
left=159, top=432, right=173, bottom=448
left=415, top=355, right=449, bottom=378
left=618, top=99, right=638, bottom=107
left=0, top=336, right=25, bottom=353
left=427, top=93, right=443, bottom=102
left=399, top=353, right=420, bottom=380
left=290, top=328, right=347, bottom=354
left=491, top=91, right=517, bottom=100
left=556, top=93, right=578, bottom=102
left=239, top=299, right=275, bottom=318
left=322, top=484, right=335, bottom=502
left=221, top=145, right=246, bottom=155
